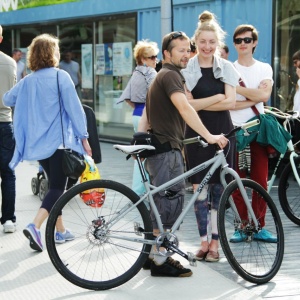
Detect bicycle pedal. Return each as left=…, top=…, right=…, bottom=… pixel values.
left=187, top=252, right=197, bottom=267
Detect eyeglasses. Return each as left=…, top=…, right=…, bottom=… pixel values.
left=234, top=37, right=253, bottom=44
left=147, top=55, right=157, bottom=61
left=165, top=31, right=183, bottom=50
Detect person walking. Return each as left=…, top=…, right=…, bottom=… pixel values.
left=229, top=24, right=276, bottom=243
left=138, top=30, right=228, bottom=277
left=118, top=40, right=158, bottom=196
left=3, top=33, right=92, bottom=251
left=0, top=25, right=17, bottom=233
left=181, top=11, right=240, bottom=262
left=12, top=48, right=26, bottom=82
left=59, top=50, right=82, bottom=99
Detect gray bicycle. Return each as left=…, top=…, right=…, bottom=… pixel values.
left=46, top=119, right=284, bottom=290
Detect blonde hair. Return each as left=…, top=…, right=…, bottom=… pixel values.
left=194, top=11, right=226, bottom=51
left=0, top=25, right=3, bottom=37
left=27, top=34, right=59, bottom=71
left=133, top=40, right=159, bottom=65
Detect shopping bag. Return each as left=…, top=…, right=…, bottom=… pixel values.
left=79, top=156, right=105, bottom=208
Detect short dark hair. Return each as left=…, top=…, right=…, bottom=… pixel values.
left=12, top=48, right=22, bottom=55
left=292, top=50, right=300, bottom=61
left=233, top=24, right=258, bottom=53
left=161, top=31, right=189, bottom=59
left=190, top=41, right=196, bottom=53
left=222, top=44, right=229, bottom=54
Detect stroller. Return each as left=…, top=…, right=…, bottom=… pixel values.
left=31, top=165, right=49, bottom=201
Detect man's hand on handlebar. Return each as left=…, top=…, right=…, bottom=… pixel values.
left=206, top=134, right=228, bottom=149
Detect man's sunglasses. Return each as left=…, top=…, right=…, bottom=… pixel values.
left=165, top=31, right=183, bottom=50
left=234, top=37, right=253, bottom=44
left=147, top=55, right=157, bottom=61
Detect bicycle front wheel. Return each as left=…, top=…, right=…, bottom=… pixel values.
left=218, top=179, right=284, bottom=284
left=46, top=179, right=153, bottom=290
left=278, top=156, right=300, bottom=225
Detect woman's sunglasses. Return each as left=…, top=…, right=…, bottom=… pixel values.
left=234, top=37, right=253, bottom=44
left=147, top=55, right=158, bottom=61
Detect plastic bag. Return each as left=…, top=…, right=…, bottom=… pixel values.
left=79, top=156, right=105, bottom=208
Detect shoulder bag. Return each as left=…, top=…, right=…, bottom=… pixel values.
left=57, top=71, right=86, bottom=179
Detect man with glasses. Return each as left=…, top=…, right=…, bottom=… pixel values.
left=229, top=24, right=277, bottom=243
left=138, top=31, right=228, bottom=277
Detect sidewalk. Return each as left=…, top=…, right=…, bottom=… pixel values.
left=0, top=142, right=262, bottom=300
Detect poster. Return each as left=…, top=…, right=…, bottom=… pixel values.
left=113, top=42, right=132, bottom=76
left=81, top=44, right=93, bottom=89
left=104, top=43, right=113, bottom=75
left=95, top=44, right=105, bottom=75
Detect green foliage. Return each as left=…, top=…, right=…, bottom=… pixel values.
left=18, top=0, right=78, bottom=10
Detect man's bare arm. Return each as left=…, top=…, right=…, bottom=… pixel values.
left=236, top=79, right=272, bottom=103
left=138, top=107, right=150, bottom=132
left=170, top=92, right=228, bottom=148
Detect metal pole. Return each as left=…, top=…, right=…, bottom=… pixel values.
left=161, top=0, right=173, bottom=41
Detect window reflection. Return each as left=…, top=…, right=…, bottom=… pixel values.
left=275, top=1, right=300, bottom=111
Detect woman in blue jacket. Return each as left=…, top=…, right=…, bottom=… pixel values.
left=3, top=33, right=92, bottom=252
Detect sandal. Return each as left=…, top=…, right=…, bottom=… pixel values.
left=195, top=249, right=209, bottom=261
left=205, top=250, right=220, bottom=262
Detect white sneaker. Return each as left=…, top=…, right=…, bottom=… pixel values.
left=3, top=220, right=16, bottom=233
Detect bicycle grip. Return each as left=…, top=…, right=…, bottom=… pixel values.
left=241, top=119, right=260, bottom=130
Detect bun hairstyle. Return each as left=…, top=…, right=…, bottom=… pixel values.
left=194, top=10, right=226, bottom=49
left=198, top=10, right=214, bottom=23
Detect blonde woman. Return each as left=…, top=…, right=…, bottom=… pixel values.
left=182, top=11, right=240, bottom=262
left=119, top=40, right=159, bottom=196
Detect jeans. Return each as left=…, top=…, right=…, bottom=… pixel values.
left=0, top=122, right=16, bottom=225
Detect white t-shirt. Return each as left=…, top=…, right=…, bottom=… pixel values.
left=230, top=60, right=273, bottom=126
left=293, top=79, right=300, bottom=112
left=16, top=60, right=25, bottom=82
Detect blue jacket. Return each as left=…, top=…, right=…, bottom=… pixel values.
left=3, top=67, right=88, bottom=169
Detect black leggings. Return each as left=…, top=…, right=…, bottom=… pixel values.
left=39, top=149, right=68, bottom=213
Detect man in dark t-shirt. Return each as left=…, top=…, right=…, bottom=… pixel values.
left=138, top=31, right=228, bottom=277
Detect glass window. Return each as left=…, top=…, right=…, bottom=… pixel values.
left=59, top=22, right=93, bottom=107
left=275, top=0, right=300, bottom=111
left=95, top=16, right=136, bottom=141
left=3, top=13, right=136, bottom=142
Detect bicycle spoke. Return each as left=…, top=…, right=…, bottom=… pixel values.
left=218, top=179, right=284, bottom=284
left=46, top=180, right=152, bottom=290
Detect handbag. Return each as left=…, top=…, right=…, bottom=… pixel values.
left=57, top=71, right=85, bottom=179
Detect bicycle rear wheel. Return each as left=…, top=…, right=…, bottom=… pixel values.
left=278, top=156, right=300, bottom=225
left=46, top=179, right=153, bottom=290
left=218, top=179, right=284, bottom=284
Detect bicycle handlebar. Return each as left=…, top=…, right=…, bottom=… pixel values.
left=182, top=119, right=260, bottom=146
left=264, top=106, right=299, bottom=119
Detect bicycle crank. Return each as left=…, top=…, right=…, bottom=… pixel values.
left=155, top=232, right=197, bottom=266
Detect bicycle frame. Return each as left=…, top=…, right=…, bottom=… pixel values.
left=265, top=107, right=300, bottom=192
left=106, top=148, right=259, bottom=246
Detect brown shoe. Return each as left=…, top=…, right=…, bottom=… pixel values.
left=195, top=249, right=209, bottom=261
left=205, top=250, right=219, bottom=262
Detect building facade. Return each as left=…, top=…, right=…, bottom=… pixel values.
left=0, top=0, right=297, bottom=141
